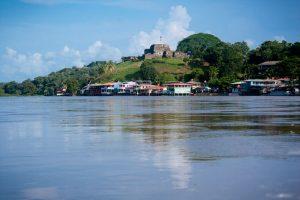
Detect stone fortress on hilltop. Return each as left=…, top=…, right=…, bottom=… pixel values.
left=143, top=43, right=189, bottom=59
left=122, top=43, right=189, bottom=62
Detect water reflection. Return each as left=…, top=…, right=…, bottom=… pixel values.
left=23, top=187, right=59, bottom=200
left=152, top=145, right=191, bottom=189
left=0, top=96, right=300, bottom=199
left=57, top=97, right=300, bottom=190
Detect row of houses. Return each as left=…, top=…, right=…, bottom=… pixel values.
left=57, top=78, right=298, bottom=96
left=230, top=78, right=299, bottom=96
left=80, top=81, right=203, bottom=96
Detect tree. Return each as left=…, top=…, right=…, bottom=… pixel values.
left=208, top=66, right=219, bottom=80
left=183, top=57, right=190, bottom=67
left=289, top=42, right=300, bottom=57
left=65, top=78, right=79, bottom=95
left=177, top=33, right=222, bottom=56
left=208, top=76, right=237, bottom=92
left=0, top=85, right=5, bottom=96
left=188, top=58, right=204, bottom=68
left=104, top=61, right=116, bottom=73
left=218, top=44, right=244, bottom=77
left=185, top=68, right=205, bottom=82
left=4, top=81, right=20, bottom=95
left=20, top=79, right=37, bottom=95
left=44, top=87, right=55, bottom=96
left=232, top=41, right=250, bottom=59
left=280, top=57, right=300, bottom=79
left=202, top=42, right=228, bottom=67
left=33, top=76, right=46, bottom=95
left=249, top=40, right=291, bottom=64
left=140, top=62, right=159, bottom=83
left=158, top=73, right=176, bottom=84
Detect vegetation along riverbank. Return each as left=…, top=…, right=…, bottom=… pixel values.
left=1, top=33, right=299, bottom=96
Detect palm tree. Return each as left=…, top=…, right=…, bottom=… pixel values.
left=183, top=57, right=190, bottom=67
left=209, top=66, right=219, bottom=80
left=104, top=61, right=116, bottom=73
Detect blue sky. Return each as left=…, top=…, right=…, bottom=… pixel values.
left=0, top=0, right=299, bottom=82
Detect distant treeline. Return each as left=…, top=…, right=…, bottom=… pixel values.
left=0, top=33, right=299, bottom=96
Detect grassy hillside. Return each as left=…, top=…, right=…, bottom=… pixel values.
left=107, top=60, right=142, bottom=82
left=98, top=58, right=191, bottom=83
left=144, top=58, right=190, bottom=75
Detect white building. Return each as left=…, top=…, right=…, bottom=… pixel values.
left=164, top=82, right=192, bottom=95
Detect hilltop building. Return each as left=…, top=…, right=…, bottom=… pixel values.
left=121, top=43, right=189, bottom=62
left=143, top=44, right=189, bottom=59
left=258, top=61, right=281, bottom=72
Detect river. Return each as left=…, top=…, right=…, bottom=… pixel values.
left=0, top=96, right=299, bottom=200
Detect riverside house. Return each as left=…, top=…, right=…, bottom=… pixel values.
left=116, top=81, right=137, bottom=95
left=164, top=82, right=192, bottom=95
left=80, top=82, right=115, bottom=96
left=238, top=79, right=287, bottom=95
left=80, top=83, right=102, bottom=96
left=100, top=82, right=115, bottom=95
left=134, top=84, right=166, bottom=95
left=81, top=81, right=194, bottom=96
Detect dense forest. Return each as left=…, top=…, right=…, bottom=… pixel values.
left=0, top=33, right=299, bottom=96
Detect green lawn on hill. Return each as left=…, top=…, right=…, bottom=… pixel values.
left=144, top=58, right=190, bottom=75
left=99, top=58, right=191, bottom=83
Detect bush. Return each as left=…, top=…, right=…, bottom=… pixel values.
left=140, top=62, right=159, bottom=83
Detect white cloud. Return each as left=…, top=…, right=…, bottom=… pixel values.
left=274, top=35, right=286, bottom=42
left=0, top=41, right=122, bottom=81
left=245, top=39, right=255, bottom=48
left=129, top=5, right=194, bottom=55
left=84, top=41, right=122, bottom=62
left=2, top=48, right=47, bottom=77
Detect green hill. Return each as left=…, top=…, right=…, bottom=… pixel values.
left=1, top=32, right=299, bottom=96
left=0, top=57, right=190, bottom=96
left=100, top=57, right=191, bottom=82
left=100, top=60, right=142, bottom=82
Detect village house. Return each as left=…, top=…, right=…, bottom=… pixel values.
left=100, top=82, right=115, bottom=95
left=186, top=80, right=203, bottom=93
left=81, top=81, right=192, bottom=96
left=258, top=61, right=281, bottom=74
left=80, top=83, right=102, bottom=96
left=164, top=82, right=192, bottom=95
left=116, top=81, right=138, bottom=95
left=134, top=84, right=166, bottom=95
left=56, top=87, right=67, bottom=96
left=186, top=80, right=202, bottom=90
left=237, top=78, right=289, bottom=96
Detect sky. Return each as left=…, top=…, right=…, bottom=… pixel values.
left=0, top=0, right=299, bottom=82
